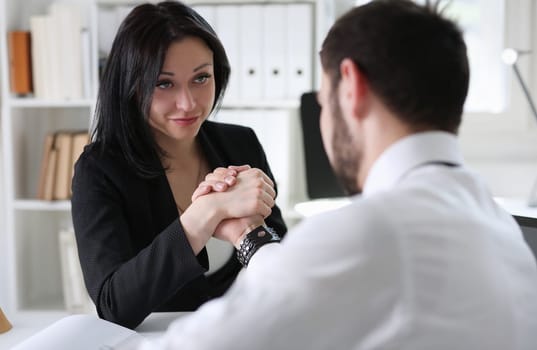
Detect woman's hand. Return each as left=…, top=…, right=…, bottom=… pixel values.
left=213, top=216, right=265, bottom=248
left=180, top=166, right=275, bottom=254
left=191, top=165, right=251, bottom=201
left=209, top=167, right=275, bottom=219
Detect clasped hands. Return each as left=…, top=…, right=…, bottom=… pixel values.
left=179, top=165, right=276, bottom=254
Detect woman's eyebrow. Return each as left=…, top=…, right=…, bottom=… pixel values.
left=193, top=63, right=212, bottom=72
left=159, top=63, right=212, bottom=76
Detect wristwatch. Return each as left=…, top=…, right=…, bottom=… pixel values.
left=236, top=225, right=281, bottom=267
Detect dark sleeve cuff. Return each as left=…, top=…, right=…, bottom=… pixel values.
left=164, top=218, right=209, bottom=272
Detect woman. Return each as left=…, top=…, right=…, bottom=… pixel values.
left=71, top=1, right=286, bottom=329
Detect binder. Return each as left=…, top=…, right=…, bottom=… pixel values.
left=252, top=110, right=292, bottom=209
left=81, top=28, right=92, bottom=98
left=238, top=4, right=263, bottom=100
left=286, top=3, right=313, bottom=100
left=43, top=13, right=62, bottom=99
left=215, top=5, right=241, bottom=102
left=29, top=15, right=47, bottom=99
left=58, top=228, right=95, bottom=314
left=215, top=109, right=292, bottom=209
left=50, top=3, right=83, bottom=100
left=192, top=5, right=216, bottom=30
left=97, top=7, right=117, bottom=56
left=262, top=5, right=287, bottom=100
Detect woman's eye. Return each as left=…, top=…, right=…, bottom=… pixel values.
left=156, top=80, right=173, bottom=89
left=194, top=74, right=211, bottom=84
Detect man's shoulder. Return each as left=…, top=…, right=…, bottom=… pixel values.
left=291, top=196, right=399, bottom=244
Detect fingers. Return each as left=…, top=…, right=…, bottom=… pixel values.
left=227, top=164, right=251, bottom=172
left=191, top=180, right=230, bottom=201
left=236, top=168, right=275, bottom=197
left=204, top=167, right=239, bottom=185
left=191, top=183, right=212, bottom=201
left=191, top=167, right=240, bottom=201
left=245, top=168, right=274, bottom=189
left=191, top=167, right=277, bottom=220
left=204, top=173, right=237, bottom=187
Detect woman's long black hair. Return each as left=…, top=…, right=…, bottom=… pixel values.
left=92, top=1, right=230, bottom=178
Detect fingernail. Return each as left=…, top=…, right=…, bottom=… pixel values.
left=224, top=176, right=234, bottom=184
left=215, top=183, right=225, bottom=190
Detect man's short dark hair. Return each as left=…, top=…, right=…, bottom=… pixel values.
left=320, top=0, right=469, bottom=133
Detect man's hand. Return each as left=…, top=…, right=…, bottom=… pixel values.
left=213, top=216, right=265, bottom=248
left=191, top=165, right=251, bottom=201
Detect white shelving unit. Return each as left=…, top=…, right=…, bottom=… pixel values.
left=0, top=0, right=353, bottom=318
left=0, top=0, right=98, bottom=315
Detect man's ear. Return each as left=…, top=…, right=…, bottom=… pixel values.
left=338, top=58, right=369, bottom=121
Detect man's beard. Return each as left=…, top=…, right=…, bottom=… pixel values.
left=329, top=94, right=361, bottom=195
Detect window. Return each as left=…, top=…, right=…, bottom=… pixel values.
left=355, top=0, right=508, bottom=113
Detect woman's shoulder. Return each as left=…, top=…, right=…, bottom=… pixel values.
left=75, top=141, right=129, bottom=177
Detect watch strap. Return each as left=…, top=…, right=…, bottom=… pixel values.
left=236, top=225, right=281, bottom=267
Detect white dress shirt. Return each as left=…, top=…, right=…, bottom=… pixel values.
left=140, top=131, right=537, bottom=350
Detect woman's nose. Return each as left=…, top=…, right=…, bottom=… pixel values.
left=175, top=87, right=196, bottom=111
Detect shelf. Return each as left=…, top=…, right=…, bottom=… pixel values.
left=8, top=98, right=94, bottom=109
left=13, top=200, right=71, bottom=211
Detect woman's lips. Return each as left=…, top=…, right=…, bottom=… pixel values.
left=170, top=116, right=198, bottom=126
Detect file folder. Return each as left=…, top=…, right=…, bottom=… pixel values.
left=238, top=4, right=264, bottom=100
left=192, top=5, right=216, bottom=31
left=263, top=4, right=287, bottom=100
left=286, top=3, right=314, bottom=100
left=215, top=5, right=241, bottom=102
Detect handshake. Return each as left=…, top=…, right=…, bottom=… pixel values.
left=179, top=165, right=277, bottom=257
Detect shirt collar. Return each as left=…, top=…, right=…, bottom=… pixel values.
left=362, top=131, right=464, bottom=197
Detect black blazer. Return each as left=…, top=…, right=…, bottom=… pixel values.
left=71, top=121, right=287, bottom=329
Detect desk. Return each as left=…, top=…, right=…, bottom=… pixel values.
left=293, top=196, right=537, bottom=219
left=494, top=197, right=537, bottom=219
left=0, top=311, right=68, bottom=349
left=0, top=311, right=187, bottom=349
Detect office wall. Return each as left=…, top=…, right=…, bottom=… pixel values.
left=456, top=0, right=537, bottom=199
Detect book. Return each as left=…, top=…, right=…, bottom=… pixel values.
left=29, top=15, right=47, bottom=99
left=50, top=3, right=83, bottom=100
left=53, top=132, right=73, bottom=200
left=37, top=131, right=89, bottom=200
left=43, top=148, right=58, bottom=201
left=11, top=314, right=145, bottom=350
left=70, top=132, right=90, bottom=196
left=36, top=133, right=55, bottom=200
left=58, top=228, right=95, bottom=314
left=7, top=31, right=33, bottom=95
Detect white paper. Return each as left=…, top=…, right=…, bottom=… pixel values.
left=11, top=314, right=145, bottom=350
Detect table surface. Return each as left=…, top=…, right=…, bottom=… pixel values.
left=0, top=311, right=187, bottom=349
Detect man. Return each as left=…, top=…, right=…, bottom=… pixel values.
left=141, top=1, right=537, bottom=349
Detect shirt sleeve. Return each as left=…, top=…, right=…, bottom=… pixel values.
left=136, top=201, right=404, bottom=350
left=71, top=152, right=206, bottom=329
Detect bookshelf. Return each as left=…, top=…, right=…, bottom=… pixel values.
left=0, top=0, right=98, bottom=315
left=0, top=0, right=352, bottom=317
